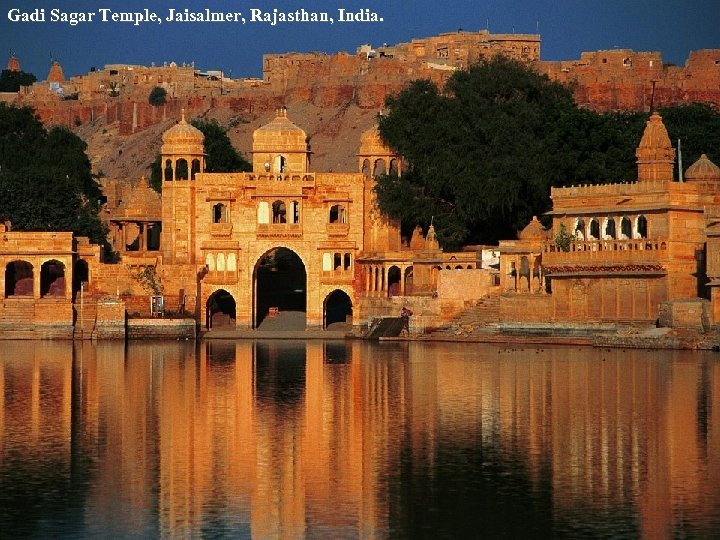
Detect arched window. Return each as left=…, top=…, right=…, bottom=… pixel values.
left=290, top=200, right=300, bottom=223
left=373, top=159, right=386, bottom=177
left=604, top=218, right=616, bottom=239
left=389, top=159, right=399, bottom=175
left=205, top=253, right=216, bottom=271
left=257, top=202, right=269, bottom=224
left=191, top=159, right=201, bottom=180
left=387, top=266, right=401, bottom=296
left=274, top=155, right=286, bottom=173
left=40, top=260, right=65, bottom=297
left=164, top=159, right=173, bottom=181
left=636, top=215, right=648, bottom=239
left=213, top=203, right=228, bottom=224
left=574, top=218, right=586, bottom=240
left=589, top=219, right=600, bottom=240
left=344, top=253, right=351, bottom=270
left=329, top=204, right=346, bottom=224
left=227, top=253, right=237, bottom=271
left=217, top=253, right=226, bottom=272
left=5, top=261, right=33, bottom=297
left=362, top=159, right=371, bottom=176
left=334, top=253, right=342, bottom=270
left=176, top=158, right=188, bottom=180
left=272, top=200, right=286, bottom=223
left=322, top=253, right=332, bottom=272
left=620, top=217, right=632, bottom=239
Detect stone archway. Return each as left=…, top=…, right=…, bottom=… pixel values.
left=40, top=260, right=66, bottom=297
left=324, top=289, right=352, bottom=329
left=5, top=260, right=33, bottom=297
left=207, top=289, right=236, bottom=329
left=254, top=247, right=306, bottom=329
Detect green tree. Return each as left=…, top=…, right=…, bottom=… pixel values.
left=148, top=86, right=167, bottom=106
left=0, top=103, right=108, bottom=247
left=375, top=57, right=720, bottom=249
left=377, top=57, right=588, bottom=248
left=0, top=69, right=36, bottom=92
left=658, top=103, right=720, bottom=175
left=148, top=118, right=251, bottom=191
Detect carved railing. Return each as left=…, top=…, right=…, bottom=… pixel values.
left=256, top=223, right=302, bottom=238
left=543, top=239, right=668, bottom=265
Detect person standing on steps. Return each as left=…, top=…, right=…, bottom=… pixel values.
left=401, top=306, right=412, bottom=335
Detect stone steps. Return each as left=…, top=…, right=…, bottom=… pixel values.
left=74, top=300, right=98, bottom=340
left=424, top=295, right=501, bottom=338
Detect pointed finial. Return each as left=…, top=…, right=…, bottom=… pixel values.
left=180, top=108, right=186, bottom=123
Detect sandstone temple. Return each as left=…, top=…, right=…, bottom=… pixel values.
left=0, top=104, right=719, bottom=340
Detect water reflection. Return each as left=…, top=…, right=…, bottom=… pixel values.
left=0, top=340, right=719, bottom=538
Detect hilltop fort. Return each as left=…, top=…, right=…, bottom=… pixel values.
left=3, top=29, right=720, bottom=187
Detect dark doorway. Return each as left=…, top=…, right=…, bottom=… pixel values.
left=40, top=260, right=65, bottom=297
left=254, top=248, right=306, bottom=329
left=324, top=290, right=352, bottom=329
left=5, top=261, right=33, bottom=297
left=207, top=289, right=236, bottom=329
left=73, top=259, right=89, bottom=299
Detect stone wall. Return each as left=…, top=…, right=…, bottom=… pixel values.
left=127, top=318, right=197, bottom=339
left=658, top=298, right=712, bottom=331
left=499, top=294, right=553, bottom=323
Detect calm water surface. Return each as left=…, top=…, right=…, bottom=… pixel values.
left=1, top=339, right=719, bottom=539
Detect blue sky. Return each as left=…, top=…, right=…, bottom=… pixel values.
left=3, top=0, right=719, bottom=79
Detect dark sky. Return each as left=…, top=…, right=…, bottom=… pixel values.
left=3, top=0, right=719, bottom=79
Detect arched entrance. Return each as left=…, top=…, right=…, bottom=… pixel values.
left=41, top=260, right=66, bottom=297
left=207, top=289, right=236, bottom=329
left=5, top=261, right=33, bottom=297
left=254, top=247, right=306, bottom=329
left=324, top=289, right=352, bottom=329
left=73, top=259, right=89, bottom=299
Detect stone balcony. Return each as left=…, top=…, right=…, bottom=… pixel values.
left=203, top=270, right=238, bottom=285
left=210, top=222, right=233, bottom=237
left=326, top=223, right=350, bottom=237
left=543, top=239, right=668, bottom=274
left=256, top=223, right=302, bottom=238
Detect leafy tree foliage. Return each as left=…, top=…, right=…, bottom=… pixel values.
left=375, top=57, right=720, bottom=249
left=148, top=86, right=167, bottom=106
left=0, top=104, right=107, bottom=245
left=659, top=103, right=720, bottom=173
left=149, top=118, right=251, bottom=191
left=0, top=69, right=36, bottom=92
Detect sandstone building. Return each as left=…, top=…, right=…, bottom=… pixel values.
left=1, top=103, right=719, bottom=340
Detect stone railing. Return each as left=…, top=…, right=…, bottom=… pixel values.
left=244, top=173, right=315, bottom=185
left=543, top=238, right=667, bottom=265
left=256, top=223, right=302, bottom=238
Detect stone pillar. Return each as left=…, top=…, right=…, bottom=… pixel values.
left=33, top=265, right=41, bottom=299
left=139, top=223, right=146, bottom=253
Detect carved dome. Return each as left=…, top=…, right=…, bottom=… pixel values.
left=358, top=124, right=394, bottom=158
left=46, top=60, right=64, bottom=83
left=112, top=177, right=161, bottom=222
left=161, top=110, right=205, bottom=156
left=518, top=216, right=549, bottom=241
left=253, top=107, right=308, bottom=152
left=685, top=154, right=720, bottom=182
left=638, top=112, right=672, bottom=150
left=636, top=112, right=675, bottom=182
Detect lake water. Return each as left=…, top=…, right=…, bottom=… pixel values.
left=1, top=339, right=719, bottom=539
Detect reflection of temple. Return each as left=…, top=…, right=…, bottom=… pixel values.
left=2, top=341, right=720, bottom=536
